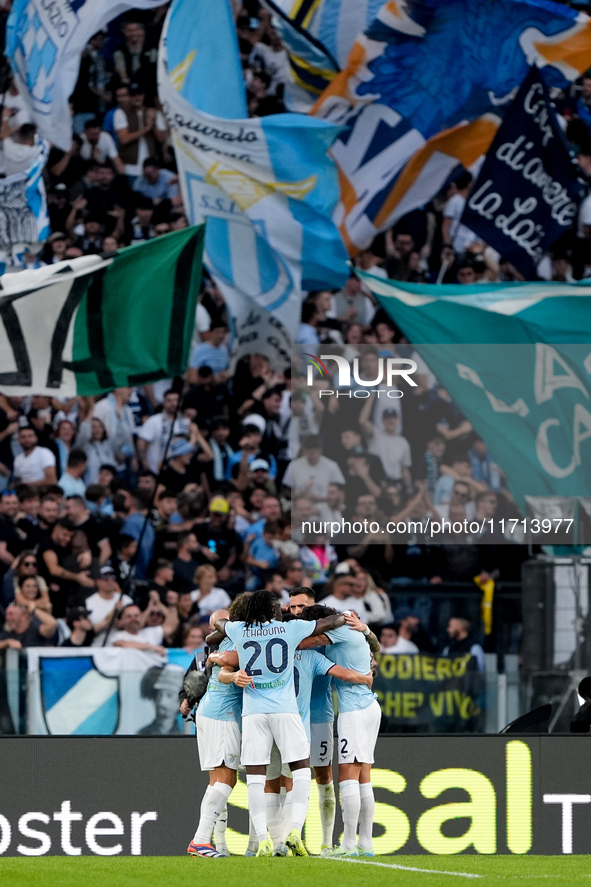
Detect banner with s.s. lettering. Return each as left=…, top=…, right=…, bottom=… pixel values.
left=374, top=653, right=484, bottom=733
left=461, top=66, right=586, bottom=277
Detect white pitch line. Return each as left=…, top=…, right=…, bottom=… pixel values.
left=324, top=857, right=483, bottom=878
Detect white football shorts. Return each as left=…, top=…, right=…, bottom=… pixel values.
left=310, top=721, right=334, bottom=768
left=337, top=700, right=381, bottom=764
left=196, top=713, right=241, bottom=771
left=241, top=712, right=310, bottom=766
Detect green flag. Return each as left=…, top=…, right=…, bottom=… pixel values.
left=0, top=225, right=204, bottom=397
left=360, top=272, right=591, bottom=510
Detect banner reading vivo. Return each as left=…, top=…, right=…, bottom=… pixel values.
left=2, top=737, right=591, bottom=854
left=26, top=647, right=195, bottom=735
left=461, top=66, right=586, bottom=277
left=374, top=653, right=483, bottom=732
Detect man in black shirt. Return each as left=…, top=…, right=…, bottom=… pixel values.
left=38, top=519, right=96, bottom=617
left=0, top=491, right=25, bottom=581
left=172, top=531, right=200, bottom=593
left=65, top=495, right=111, bottom=564
left=194, top=497, right=243, bottom=593
left=60, top=605, right=94, bottom=647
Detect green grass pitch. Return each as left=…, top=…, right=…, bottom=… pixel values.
left=2, top=856, right=591, bottom=887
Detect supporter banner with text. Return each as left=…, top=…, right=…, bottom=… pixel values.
left=312, top=0, right=591, bottom=253
left=374, top=653, right=483, bottom=733
left=461, top=66, right=586, bottom=277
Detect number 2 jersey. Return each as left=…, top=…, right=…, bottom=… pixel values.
left=225, top=619, right=316, bottom=716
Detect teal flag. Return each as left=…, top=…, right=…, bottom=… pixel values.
left=360, top=273, right=591, bottom=509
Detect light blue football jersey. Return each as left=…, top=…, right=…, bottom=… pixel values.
left=294, top=648, right=333, bottom=739
left=197, top=637, right=242, bottom=723
left=225, top=619, right=316, bottom=716
left=310, top=673, right=334, bottom=725
left=325, top=625, right=376, bottom=713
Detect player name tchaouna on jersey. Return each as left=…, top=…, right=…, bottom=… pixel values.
left=244, top=626, right=288, bottom=637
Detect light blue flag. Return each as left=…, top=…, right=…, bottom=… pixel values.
left=360, top=272, right=591, bottom=509
left=158, top=0, right=348, bottom=338
left=0, top=137, right=49, bottom=260
left=5, top=0, right=165, bottom=150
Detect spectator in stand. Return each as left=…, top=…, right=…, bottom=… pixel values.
left=71, top=31, right=111, bottom=133
left=13, top=426, right=57, bottom=487
left=320, top=569, right=370, bottom=623
left=58, top=449, right=88, bottom=499
left=188, top=323, right=230, bottom=382
left=80, top=119, right=124, bottom=174
left=190, top=565, right=231, bottom=615
left=15, top=574, right=52, bottom=614
left=113, top=20, right=158, bottom=104
left=121, top=491, right=155, bottom=580
left=60, top=605, right=94, bottom=647
left=291, top=435, right=345, bottom=502
left=110, top=603, right=166, bottom=664
left=380, top=624, right=399, bottom=653
left=54, top=419, right=76, bottom=478
left=86, top=564, right=134, bottom=647
left=442, top=617, right=485, bottom=672
left=114, top=83, right=166, bottom=185
left=76, top=417, right=117, bottom=485
left=133, top=156, right=180, bottom=205
left=390, top=609, right=420, bottom=654
left=1, top=123, right=41, bottom=176
left=0, top=600, right=58, bottom=649
left=38, top=518, right=96, bottom=616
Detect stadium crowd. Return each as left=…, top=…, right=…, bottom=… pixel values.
left=1, top=0, right=585, bottom=659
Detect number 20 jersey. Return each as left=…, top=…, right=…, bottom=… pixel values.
left=225, top=619, right=316, bottom=716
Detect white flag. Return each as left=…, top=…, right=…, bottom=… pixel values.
left=6, top=0, right=164, bottom=151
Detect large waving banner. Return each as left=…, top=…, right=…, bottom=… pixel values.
left=26, top=647, right=194, bottom=735
left=0, top=226, right=203, bottom=397
left=461, top=66, right=586, bottom=277
left=374, top=653, right=483, bottom=733
left=263, top=0, right=383, bottom=110
left=312, top=0, right=591, bottom=254
left=159, top=0, right=348, bottom=340
left=5, top=0, right=164, bottom=150
left=360, top=272, right=591, bottom=510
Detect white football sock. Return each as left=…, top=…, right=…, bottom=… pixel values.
left=247, top=814, right=259, bottom=852
left=194, top=782, right=233, bottom=845
left=359, top=783, right=375, bottom=850
left=266, top=792, right=283, bottom=846
left=291, top=768, right=311, bottom=833
left=340, top=779, right=361, bottom=851
left=213, top=802, right=228, bottom=852
left=318, top=782, right=336, bottom=847
left=282, top=790, right=293, bottom=838
left=247, top=775, right=268, bottom=843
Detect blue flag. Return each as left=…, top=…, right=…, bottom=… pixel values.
left=313, top=0, right=591, bottom=254
left=461, top=67, right=587, bottom=277
left=158, top=0, right=348, bottom=338
left=360, top=272, right=591, bottom=509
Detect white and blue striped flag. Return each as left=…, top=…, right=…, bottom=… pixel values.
left=0, top=137, right=49, bottom=262
left=5, top=0, right=165, bottom=150
left=158, top=0, right=348, bottom=339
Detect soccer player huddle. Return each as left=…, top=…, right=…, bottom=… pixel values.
left=182, top=586, right=381, bottom=859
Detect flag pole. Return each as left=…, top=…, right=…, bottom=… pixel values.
left=101, top=398, right=180, bottom=646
